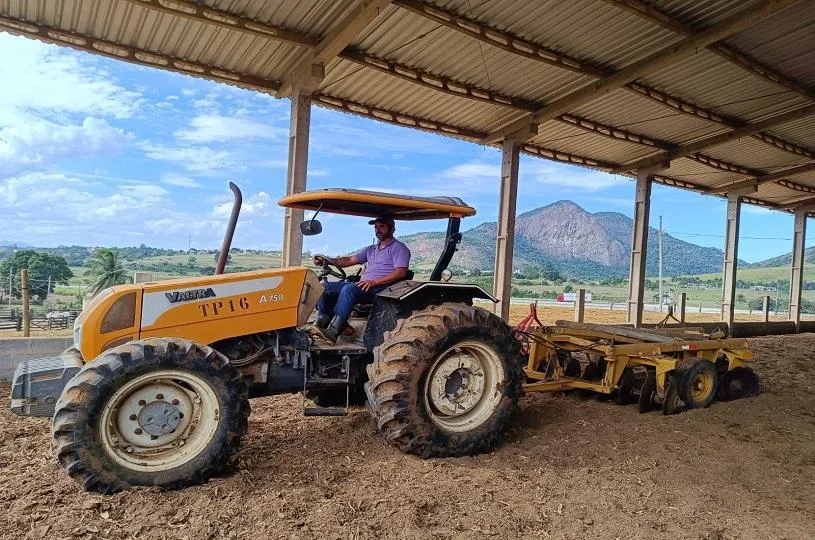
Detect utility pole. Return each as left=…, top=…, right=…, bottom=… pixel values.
left=21, top=269, right=30, bottom=337
left=46, top=275, right=51, bottom=308
left=7, top=265, right=11, bottom=308
left=659, top=215, right=664, bottom=312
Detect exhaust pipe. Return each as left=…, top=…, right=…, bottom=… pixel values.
left=216, top=182, right=242, bottom=275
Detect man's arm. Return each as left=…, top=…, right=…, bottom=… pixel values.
left=358, top=267, right=408, bottom=291
left=313, top=254, right=360, bottom=268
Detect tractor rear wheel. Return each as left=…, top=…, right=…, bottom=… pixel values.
left=365, top=303, right=522, bottom=458
left=52, top=339, right=249, bottom=493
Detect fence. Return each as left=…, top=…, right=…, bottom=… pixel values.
left=0, top=309, right=79, bottom=332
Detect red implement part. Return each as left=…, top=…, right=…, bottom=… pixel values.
left=513, top=303, right=544, bottom=355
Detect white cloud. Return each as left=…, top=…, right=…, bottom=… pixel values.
left=522, top=160, right=626, bottom=192
left=0, top=173, right=282, bottom=249
left=212, top=192, right=273, bottom=219
left=141, top=143, right=243, bottom=173
left=161, top=174, right=203, bottom=188
left=0, top=34, right=141, bottom=119
left=0, top=35, right=138, bottom=179
left=175, top=114, right=286, bottom=143
left=0, top=117, right=128, bottom=177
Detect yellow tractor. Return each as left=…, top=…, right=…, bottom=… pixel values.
left=11, top=187, right=522, bottom=493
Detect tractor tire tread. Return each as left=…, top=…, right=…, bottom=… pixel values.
left=52, top=338, right=249, bottom=494
left=365, top=303, right=522, bottom=458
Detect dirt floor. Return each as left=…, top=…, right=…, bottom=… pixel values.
left=2, top=333, right=814, bottom=540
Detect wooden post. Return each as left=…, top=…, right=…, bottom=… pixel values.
left=21, top=269, right=30, bottom=337
left=574, top=288, right=585, bottom=322
left=679, top=292, right=686, bottom=324
left=763, top=295, right=770, bottom=323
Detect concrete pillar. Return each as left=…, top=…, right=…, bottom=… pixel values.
left=627, top=169, right=653, bottom=327
left=282, top=87, right=312, bottom=267
left=721, top=192, right=742, bottom=326
left=763, top=295, right=771, bottom=323
left=679, top=292, right=686, bottom=324
left=574, top=288, right=585, bottom=322
left=789, top=209, right=806, bottom=327
left=492, top=139, right=520, bottom=320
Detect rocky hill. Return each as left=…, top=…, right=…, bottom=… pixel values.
left=401, top=200, right=729, bottom=279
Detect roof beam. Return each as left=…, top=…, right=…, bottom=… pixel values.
left=616, top=104, right=815, bottom=172
left=708, top=162, right=815, bottom=194
left=0, top=15, right=281, bottom=93
left=396, top=1, right=812, bottom=161
left=393, top=0, right=606, bottom=77
left=781, top=196, right=815, bottom=210
left=280, top=0, right=391, bottom=95
left=481, top=0, right=803, bottom=144
left=312, top=94, right=485, bottom=141
left=339, top=48, right=536, bottom=110
left=602, top=0, right=815, bottom=101
left=127, top=0, right=814, bottom=164
left=627, top=83, right=815, bottom=160
left=123, top=0, right=317, bottom=46
left=685, top=154, right=761, bottom=176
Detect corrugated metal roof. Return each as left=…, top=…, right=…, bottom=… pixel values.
left=0, top=0, right=812, bottom=210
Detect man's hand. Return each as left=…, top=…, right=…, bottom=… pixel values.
left=357, top=279, right=378, bottom=292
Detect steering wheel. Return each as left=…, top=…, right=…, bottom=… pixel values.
left=313, top=254, right=346, bottom=281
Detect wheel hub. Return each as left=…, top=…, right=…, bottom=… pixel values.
left=138, top=401, right=182, bottom=436
left=100, top=370, right=221, bottom=472
left=113, top=381, right=194, bottom=449
left=427, top=347, right=488, bottom=418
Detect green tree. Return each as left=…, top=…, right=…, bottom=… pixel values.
left=563, top=284, right=574, bottom=293
left=0, top=250, right=73, bottom=300
left=85, top=248, right=131, bottom=295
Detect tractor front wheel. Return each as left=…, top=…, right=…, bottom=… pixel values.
left=365, top=303, right=522, bottom=458
left=52, top=339, right=249, bottom=493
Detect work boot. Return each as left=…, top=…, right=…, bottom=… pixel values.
left=318, top=315, right=348, bottom=345
left=313, top=311, right=331, bottom=329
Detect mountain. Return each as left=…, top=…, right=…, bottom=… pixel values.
left=0, top=241, right=31, bottom=247
left=751, top=246, right=815, bottom=268
left=401, top=200, right=730, bottom=279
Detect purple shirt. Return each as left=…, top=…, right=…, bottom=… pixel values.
left=357, top=239, right=411, bottom=282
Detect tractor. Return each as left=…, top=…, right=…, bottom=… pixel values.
left=10, top=186, right=522, bottom=493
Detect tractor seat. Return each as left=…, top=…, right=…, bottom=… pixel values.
left=351, top=269, right=414, bottom=318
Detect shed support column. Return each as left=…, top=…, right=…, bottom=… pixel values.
left=493, top=139, right=520, bottom=321
left=627, top=169, right=653, bottom=327
left=721, top=192, right=742, bottom=326
left=789, top=209, right=807, bottom=327
left=282, top=87, right=312, bottom=267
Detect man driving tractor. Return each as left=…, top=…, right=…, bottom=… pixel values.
left=311, top=215, right=411, bottom=343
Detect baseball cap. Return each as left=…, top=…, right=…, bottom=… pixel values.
left=368, top=215, right=395, bottom=227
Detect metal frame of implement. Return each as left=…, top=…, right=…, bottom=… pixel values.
left=522, top=323, right=753, bottom=401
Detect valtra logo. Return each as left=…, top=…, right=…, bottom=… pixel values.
left=165, top=288, right=217, bottom=304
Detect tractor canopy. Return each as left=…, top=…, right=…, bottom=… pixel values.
left=278, top=188, right=476, bottom=220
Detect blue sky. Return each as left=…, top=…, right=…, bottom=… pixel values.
left=0, top=33, right=806, bottom=264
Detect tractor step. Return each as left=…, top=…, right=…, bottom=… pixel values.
left=304, top=406, right=348, bottom=417
left=304, top=377, right=350, bottom=388
left=302, top=354, right=351, bottom=416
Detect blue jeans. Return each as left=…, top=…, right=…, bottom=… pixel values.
left=316, top=281, right=387, bottom=321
